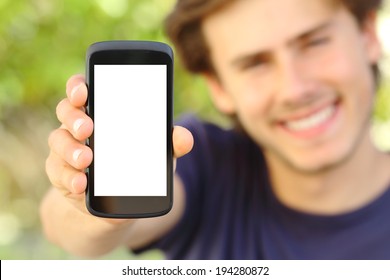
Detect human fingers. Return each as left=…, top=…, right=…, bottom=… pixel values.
left=56, top=98, right=93, bottom=141
left=48, top=128, right=93, bottom=170
left=66, top=74, right=88, bottom=108
left=172, top=126, right=193, bottom=158
left=46, top=150, right=87, bottom=196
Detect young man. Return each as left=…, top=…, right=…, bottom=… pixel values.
left=42, top=0, right=390, bottom=259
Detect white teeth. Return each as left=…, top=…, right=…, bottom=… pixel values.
left=285, top=106, right=335, bottom=131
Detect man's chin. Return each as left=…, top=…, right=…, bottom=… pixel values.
left=284, top=153, right=351, bottom=175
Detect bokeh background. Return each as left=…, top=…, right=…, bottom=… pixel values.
left=0, top=0, right=389, bottom=259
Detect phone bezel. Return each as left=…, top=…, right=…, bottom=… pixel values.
left=85, top=41, right=173, bottom=218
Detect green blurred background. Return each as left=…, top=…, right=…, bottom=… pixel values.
left=0, top=0, right=389, bottom=259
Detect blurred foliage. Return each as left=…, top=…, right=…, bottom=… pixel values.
left=0, top=0, right=219, bottom=119
left=0, top=0, right=389, bottom=260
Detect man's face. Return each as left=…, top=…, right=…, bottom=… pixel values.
left=202, top=0, right=381, bottom=173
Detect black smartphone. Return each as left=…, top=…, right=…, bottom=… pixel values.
left=85, top=41, right=173, bottom=218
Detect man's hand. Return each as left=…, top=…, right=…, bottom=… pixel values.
left=46, top=74, right=93, bottom=206
left=41, top=74, right=193, bottom=257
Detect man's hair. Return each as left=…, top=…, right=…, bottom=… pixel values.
left=165, top=0, right=382, bottom=80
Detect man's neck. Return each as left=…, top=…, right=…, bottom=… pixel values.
left=264, top=134, right=390, bottom=215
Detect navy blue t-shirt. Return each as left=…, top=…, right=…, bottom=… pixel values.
left=137, top=116, right=390, bottom=259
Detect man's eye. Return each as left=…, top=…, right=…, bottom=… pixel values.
left=243, top=61, right=263, bottom=69
left=307, top=37, right=330, bottom=47
left=241, top=58, right=269, bottom=70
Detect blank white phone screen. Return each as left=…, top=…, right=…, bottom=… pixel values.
left=94, top=64, right=167, bottom=196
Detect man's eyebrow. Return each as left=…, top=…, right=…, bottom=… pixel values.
left=230, top=21, right=333, bottom=69
left=295, top=21, right=333, bottom=41
left=231, top=50, right=271, bottom=70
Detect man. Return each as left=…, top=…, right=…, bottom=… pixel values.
left=42, top=0, right=390, bottom=259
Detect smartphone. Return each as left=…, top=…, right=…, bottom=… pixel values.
left=85, top=41, right=173, bottom=218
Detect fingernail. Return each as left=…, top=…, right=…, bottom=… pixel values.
left=73, top=119, right=85, bottom=133
left=73, top=149, right=83, bottom=163
left=70, top=84, right=83, bottom=100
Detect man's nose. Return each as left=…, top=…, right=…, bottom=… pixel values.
left=276, top=52, right=316, bottom=108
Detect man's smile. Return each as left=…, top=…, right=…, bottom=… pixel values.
left=277, top=100, right=340, bottom=139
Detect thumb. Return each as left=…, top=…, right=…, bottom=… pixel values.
left=173, top=126, right=193, bottom=158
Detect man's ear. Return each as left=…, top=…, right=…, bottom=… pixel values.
left=203, top=73, right=236, bottom=114
left=361, top=11, right=382, bottom=64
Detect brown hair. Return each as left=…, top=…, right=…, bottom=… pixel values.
left=165, top=0, right=383, bottom=77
